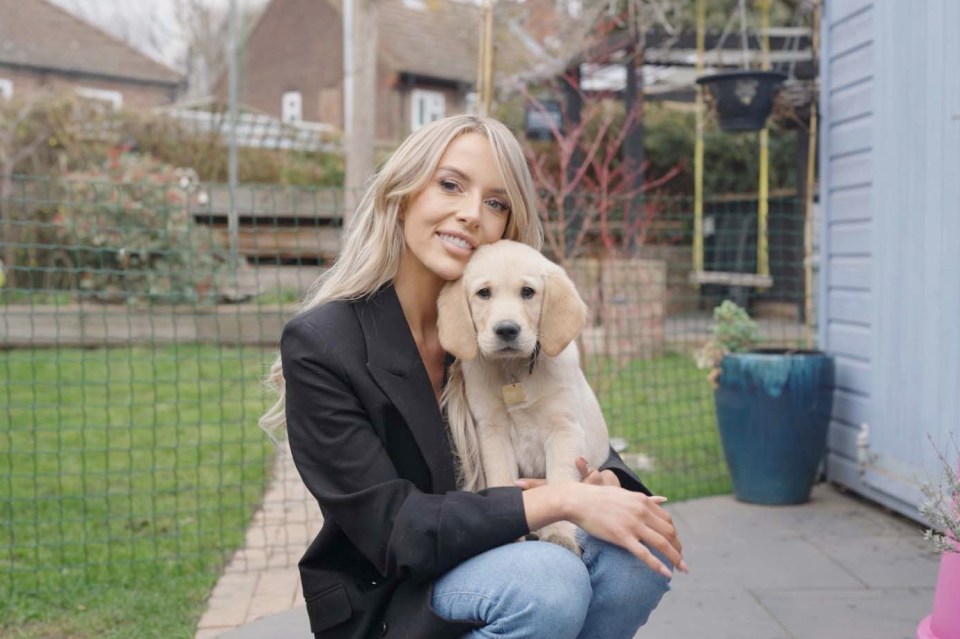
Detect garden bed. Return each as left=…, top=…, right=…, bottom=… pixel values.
left=1, top=303, right=297, bottom=348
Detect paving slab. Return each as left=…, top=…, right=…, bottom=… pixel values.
left=674, top=528, right=866, bottom=590
left=202, top=483, right=943, bottom=639
left=642, top=587, right=790, bottom=639
left=668, top=488, right=916, bottom=541
left=813, top=533, right=939, bottom=588
left=216, top=606, right=310, bottom=639
left=756, top=588, right=936, bottom=639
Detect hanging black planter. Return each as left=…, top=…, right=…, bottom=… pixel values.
left=696, top=71, right=787, bottom=132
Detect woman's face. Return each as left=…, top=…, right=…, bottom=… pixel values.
left=398, top=132, right=512, bottom=284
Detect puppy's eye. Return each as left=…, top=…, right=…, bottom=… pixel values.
left=476, top=288, right=491, bottom=299
left=521, top=286, right=536, bottom=299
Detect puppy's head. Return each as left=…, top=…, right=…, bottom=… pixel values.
left=437, top=240, right=587, bottom=360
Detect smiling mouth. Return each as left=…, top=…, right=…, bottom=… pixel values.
left=437, top=232, right=474, bottom=251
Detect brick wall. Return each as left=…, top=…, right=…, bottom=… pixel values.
left=0, top=67, right=177, bottom=108
left=235, top=0, right=342, bottom=124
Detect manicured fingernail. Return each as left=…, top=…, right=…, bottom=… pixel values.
left=513, top=480, right=528, bottom=488
left=660, top=566, right=673, bottom=579
left=679, top=560, right=690, bottom=573
left=651, top=496, right=668, bottom=503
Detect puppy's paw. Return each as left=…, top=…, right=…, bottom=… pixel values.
left=536, top=521, right=581, bottom=556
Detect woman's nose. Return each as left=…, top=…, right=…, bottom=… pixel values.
left=456, top=193, right=483, bottom=226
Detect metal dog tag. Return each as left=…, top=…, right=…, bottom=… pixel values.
left=502, top=382, right=526, bottom=405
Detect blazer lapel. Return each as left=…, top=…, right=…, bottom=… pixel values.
left=354, top=285, right=458, bottom=494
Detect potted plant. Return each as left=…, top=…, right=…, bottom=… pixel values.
left=695, top=300, right=835, bottom=505
left=916, top=438, right=960, bottom=639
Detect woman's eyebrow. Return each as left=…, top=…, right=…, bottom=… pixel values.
left=437, top=166, right=508, bottom=196
left=437, top=166, right=469, bottom=181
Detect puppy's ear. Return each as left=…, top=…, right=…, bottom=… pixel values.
left=437, top=279, right=479, bottom=360
left=538, top=266, right=588, bottom=357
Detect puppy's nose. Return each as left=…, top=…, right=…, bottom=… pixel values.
left=494, top=321, right=521, bottom=342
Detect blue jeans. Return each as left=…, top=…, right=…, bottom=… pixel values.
left=431, top=531, right=671, bottom=639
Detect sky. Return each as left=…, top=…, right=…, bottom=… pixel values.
left=47, top=0, right=269, bottom=70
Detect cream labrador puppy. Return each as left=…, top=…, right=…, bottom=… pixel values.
left=438, top=240, right=609, bottom=554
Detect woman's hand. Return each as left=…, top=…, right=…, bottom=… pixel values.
left=576, top=456, right=621, bottom=487
left=515, top=460, right=688, bottom=579
left=566, top=483, right=686, bottom=579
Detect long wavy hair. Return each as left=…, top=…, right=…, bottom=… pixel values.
left=259, top=115, right=543, bottom=489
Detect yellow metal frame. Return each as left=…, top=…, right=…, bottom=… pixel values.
left=693, top=0, right=705, bottom=276
left=803, top=1, right=820, bottom=347
left=692, top=0, right=774, bottom=290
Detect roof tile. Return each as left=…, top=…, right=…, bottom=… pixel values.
left=0, top=0, right=181, bottom=85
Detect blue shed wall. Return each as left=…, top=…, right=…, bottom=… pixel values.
left=820, top=0, right=960, bottom=521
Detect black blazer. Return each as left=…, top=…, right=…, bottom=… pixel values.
left=281, top=284, right=650, bottom=639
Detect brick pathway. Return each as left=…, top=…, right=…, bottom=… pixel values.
left=195, top=442, right=321, bottom=639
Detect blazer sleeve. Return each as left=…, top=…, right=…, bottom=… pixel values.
left=599, top=446, right=652, bottom=496
left=281, top=315, right=530, bottom=584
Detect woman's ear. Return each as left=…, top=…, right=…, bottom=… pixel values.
left=437, top=279, right=479, bottom=360
left=538, top=267, right=588, bottom=357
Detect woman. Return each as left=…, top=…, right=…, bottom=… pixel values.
left=260, top=114, right=685, bottom=639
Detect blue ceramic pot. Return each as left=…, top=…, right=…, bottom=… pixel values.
left=714, top=350, right=835, bottom=504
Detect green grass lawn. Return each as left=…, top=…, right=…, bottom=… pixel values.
left=1, top=345, right=274, bottom=639
left=591, top=351, right=732, bottom=501
left=0, top=344, right=730, bottom=638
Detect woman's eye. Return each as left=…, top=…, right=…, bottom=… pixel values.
left=439, top=179, right=459, bottom=192
left=486, top=199, right=510, bottom=213
left=521, top=287, right=535, bottom=299
left=476, top=288, right=491, bottom=299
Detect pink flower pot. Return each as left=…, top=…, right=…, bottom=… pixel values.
left=917, top=548, right=960, bottom=639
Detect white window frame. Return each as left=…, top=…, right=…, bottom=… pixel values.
left=0, top=79, right=13, bottom=100
left=75, top=87, right=123, bottom=109
left=282, top=90, right=303, bottom=123
left=464, top=91, right=479, bottom=115
left=410, top=89, right=445, bottom=132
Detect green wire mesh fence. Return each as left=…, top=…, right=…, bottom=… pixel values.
left=0, top=173, right=813, bottom=629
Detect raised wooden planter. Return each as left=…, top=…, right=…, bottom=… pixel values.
left=192, top=185, right=343, bottom=261
left=568, top=257, right=667, bottom=359
left=0, top=303, right=298, bottom=348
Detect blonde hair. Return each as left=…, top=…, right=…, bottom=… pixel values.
left=259, top=115, right=542, bottom=488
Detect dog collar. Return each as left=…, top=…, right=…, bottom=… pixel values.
left=499, top=343, right=541, bottom=407
left=528, top=341, right=541, bottom=375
